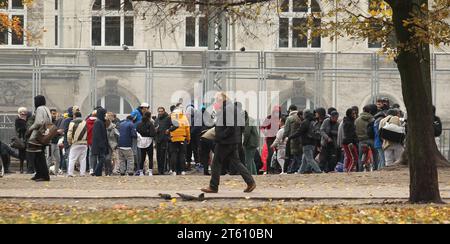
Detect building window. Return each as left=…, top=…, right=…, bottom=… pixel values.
left=278, top=0, right=321, bottom=49
left=97, top=95, right=133, bottom=118
left=185, top=2, right=209, bottom=48
left=0, top=0, right=25, bottom=46
left=91, top=0, right=134, bottom=47
left=367, top=0, right=389, bottom=48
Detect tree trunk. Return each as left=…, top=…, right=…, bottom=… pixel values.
left=390, top=0, right=443, bottom=203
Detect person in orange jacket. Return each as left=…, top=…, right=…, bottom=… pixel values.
left=169, top=104, right=191, bottom=175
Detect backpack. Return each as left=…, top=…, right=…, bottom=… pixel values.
left=367, top=121, right=375, bottom=139
left=433, top=116, right=442, bottom=137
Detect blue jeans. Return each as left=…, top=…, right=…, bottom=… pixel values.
left=376, top=148, right=385, bottom=169
left=299, top=145, right=322, bottom=174
left=288, top=154, right=302, bottom=173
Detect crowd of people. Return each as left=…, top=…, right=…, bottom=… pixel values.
left=0, top=95, right=443, bottom=185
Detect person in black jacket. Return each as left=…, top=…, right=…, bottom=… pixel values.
left=92, top=108, right=109, bottom=176
left=201, top=92, right=256, bottom=193
left=15, top=107, right=28, bottom=173
left=290, top=109, right=322, bottom=174
left=342, top=108, right=359, bottom=172
left=155, top=107, right=171, bottom=175
left=137, top=111, right=156, bottom=176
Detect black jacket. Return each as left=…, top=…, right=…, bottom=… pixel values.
left=155, top=112, right=171, bottom=143
left=342, top=116, right=358, bottom=145
left=215, top=101, right=243, bottom=145
left=137, top=120, right=156, bottom=137
left=91, top=108, right=109, bottom=155
left=15, top=117, right=27, bottom=140
left=290, top=110, right=316, bottom=146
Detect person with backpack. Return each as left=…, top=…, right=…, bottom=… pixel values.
left=137, top=111, right=156, bottom=176
left=379, top=109, right=404, bottom=167
left=290, top=109, right=322, bottom=174
left=27, top=95, right=53, bottom=181
left=67, top=111, right=88, bottom=177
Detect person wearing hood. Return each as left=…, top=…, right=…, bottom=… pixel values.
left=320, top=111, right=340, bottom=173
left=201, top=92, right=256, bottom=194
left=27, top=95, right=52, bottom=181
left=289, top=109, right=322, bottom=174
left=86, top=109, right=97, bottom=175
left=342, top=108, right=359, bottom=172
left=91, top=107, right=109, bottom=176
left=283, top=105, right=302, bottom=174
left=67, top=111, right=88, bottom=177
left=355, top=105, right=375, bottom=171
left=155, top=107, right=171, bottom=175
left=169, top=104, right=191, bottom=175
left=14, top=107, right=28, bottom=174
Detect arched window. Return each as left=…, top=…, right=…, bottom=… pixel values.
left=278, top=0, right=321, bottom=48
left=97, top=94, right=133, bottom=119
left=91, top=0, right=134, bottom=47
left=0, top=0, right=25, bottom=46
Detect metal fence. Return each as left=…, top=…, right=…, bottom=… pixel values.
left=0, top=48, right=449, bottom=152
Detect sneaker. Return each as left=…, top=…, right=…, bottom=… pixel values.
left=168, top=170, right=173, bottom=175
left=148, top=169, right=153, bottom=176
left=181, top=171, right=186, bottom=175
left=139, top=171, right=144, bottom=176
left=89, top=169, right=94, bottom=175
left=172, top=172, right=177, bottom=176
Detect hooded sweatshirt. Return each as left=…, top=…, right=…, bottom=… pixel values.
left=290, top=109, right=316, bottom=146
left=355, top=112, right=374, bottom=141
left=91, top=108, right=109, bottom=155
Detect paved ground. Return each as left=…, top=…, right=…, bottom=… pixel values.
left=1, top=167, right=449, bottom=202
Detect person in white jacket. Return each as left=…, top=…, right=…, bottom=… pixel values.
left=271, top=117, right=287, bottom=174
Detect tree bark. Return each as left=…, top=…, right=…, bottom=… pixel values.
left=391, top=0, right=443, bottom=203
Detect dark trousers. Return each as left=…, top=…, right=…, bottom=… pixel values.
left=169, top=142, right=186, bottom=175
left=320, top=143, right=339, bottom=173
left=140, top=144, right=153, bottom=171
left=266, top=137, right=276, bottom=173
left=93, top=154, right=106, bottom=176
left=186, top=133, right=199, bottom=164
left=199, top=139, right=214, bottom=175
left=156, top=142, right=168, bottom=174
left=0, top=154, right=10, bottom=172
left=28, top=150, right=49, bottom=180
left=210, top=144, right=255, bottom=191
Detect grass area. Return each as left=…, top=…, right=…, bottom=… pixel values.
left=0, top=201, right=448, bottom=224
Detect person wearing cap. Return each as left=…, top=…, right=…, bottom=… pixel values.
left=320, top=111, right=340, bottom=172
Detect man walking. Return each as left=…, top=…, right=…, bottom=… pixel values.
left=201, top=92, right=256, bottom=193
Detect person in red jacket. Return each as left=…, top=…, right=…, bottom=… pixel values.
left=86, top=109, right=97, bottom=175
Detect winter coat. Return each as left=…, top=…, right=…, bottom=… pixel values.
left=215, top=101, right=243, bottom=145
left=283, top=111, right=302, bottom=155
left=118, top=119, right=137, bottom=148
left=67, top=118, right=88, bottom=145
left=355, top=112, right=374, bottom=141
left=62, top=117, right=73, bottom=148
left=320, top=118, right=339, bottom=147
left=170, top=109, right=191, bottom=143
left=271, top=126, right=286, bottom=150
left=106, top=122, right=119, bottom=150
left=91, top=108, right=109, bottom=155
left=243, top=117, right=259, bottom=149
left=15, top=117, right=27, bottom=140
left=86, top=116, right=97, bottom=146
left=28, top=105, right=52, bottom=146
left=137, top=120, right=156, bottom=138
left=342, top=116, right=358, bottom=145
left=379, top=115, right=403, bottom=150
left=155, top=112, right=171, bottom=143
left=290, top=109, right=316, bottom=146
